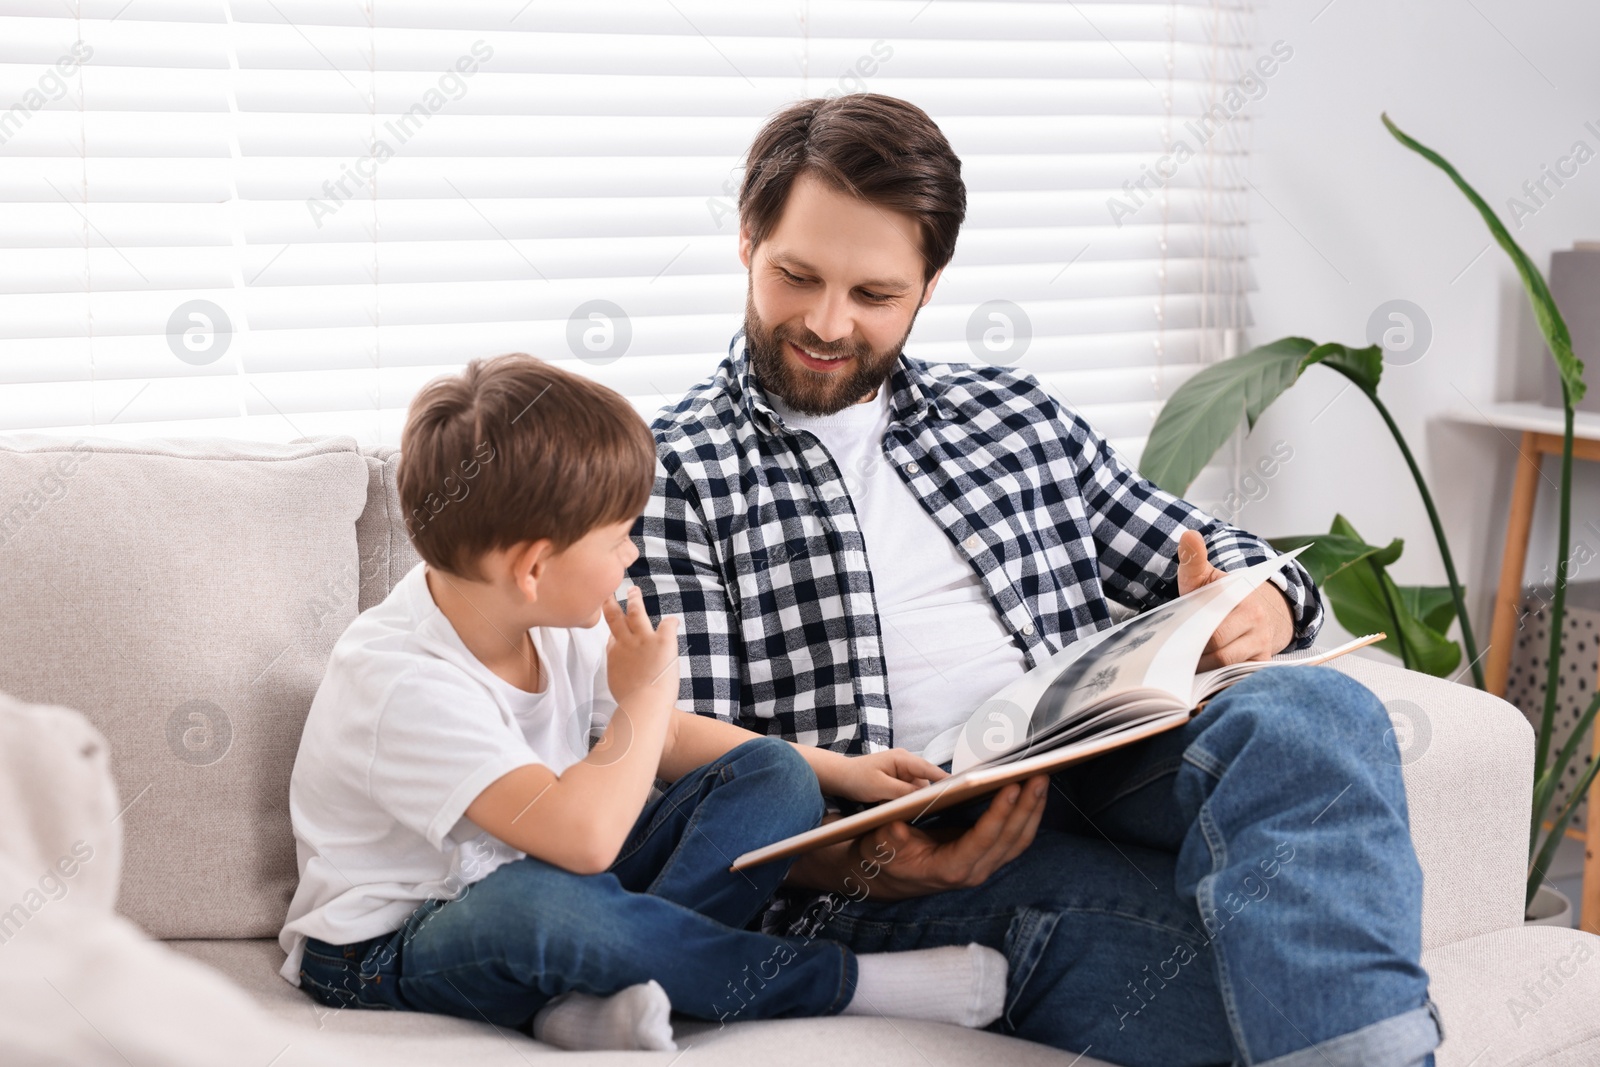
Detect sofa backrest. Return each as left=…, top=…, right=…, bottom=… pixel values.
left=355, top=444, right=422, bottom=614
left=0, top=433, right=407, bottom=940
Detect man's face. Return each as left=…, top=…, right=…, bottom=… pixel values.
left=739, top=172, right=942, bottom=416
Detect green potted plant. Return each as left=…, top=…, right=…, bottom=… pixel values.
left=1383, top=113, right=1598, bottom=920
left=1138, top=337, right=1473, bottom=683
left=1137, top=114, right=1596, bottom=920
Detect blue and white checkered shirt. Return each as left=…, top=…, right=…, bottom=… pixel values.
left=628, top=332, right=1323, bottom=758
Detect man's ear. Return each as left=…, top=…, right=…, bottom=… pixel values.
left=738, top=221, right=754, bottom=270
left=918, top=267, right=944, bottom=309
left=509, top=538, right=553, bottom=604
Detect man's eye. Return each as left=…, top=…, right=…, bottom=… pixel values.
left=781, top=270, right=810, bottom=284
left=860, top=290, right=890, bottom=303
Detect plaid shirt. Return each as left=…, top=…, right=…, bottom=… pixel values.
left=628, top=332, right=1324, bottom=759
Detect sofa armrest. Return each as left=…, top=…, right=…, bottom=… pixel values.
left=1330, top=653, right=1532, bottom=948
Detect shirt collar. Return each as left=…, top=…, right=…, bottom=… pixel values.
left=728, top=330, right=949, bottom=437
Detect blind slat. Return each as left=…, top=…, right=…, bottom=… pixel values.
left=1, top=0, right=1259, bottom=447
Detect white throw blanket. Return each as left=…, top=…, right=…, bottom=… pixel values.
left=0, top=692, right=326, bottom=1066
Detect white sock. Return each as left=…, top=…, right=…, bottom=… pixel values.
left=840, top=943, right=1007, bottom=1028
left=531, top=979, right=676, bottom=1051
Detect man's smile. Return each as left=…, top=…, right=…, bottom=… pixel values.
left=789, top=340, right=855, bottom=372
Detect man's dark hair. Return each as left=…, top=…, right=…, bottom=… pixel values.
left=738, top=94, right=966, bottom=283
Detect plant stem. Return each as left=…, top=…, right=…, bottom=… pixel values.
left=1372, top=557, right=1415, bottom=669
left=1361, top=385, right=1485, bottom=688
left=1532, top=403, right=1576, bottom=849
left=1531, top=688, right=1600, bottom=848
left=1527, top=736, right=1600, bottom=912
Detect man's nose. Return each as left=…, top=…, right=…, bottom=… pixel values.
left=803, top=288, right=853, bottom=347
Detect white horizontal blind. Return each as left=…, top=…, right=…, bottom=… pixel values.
left=0, top=0, right=1255, bottom=466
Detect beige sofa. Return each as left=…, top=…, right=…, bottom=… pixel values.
left=0, top=432, right=1596, bottom=1067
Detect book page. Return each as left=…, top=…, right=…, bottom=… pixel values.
left=730, top=629, right=1381, bottom=872
left=949, top=549, right=1305, bottom=774
left=1187, top=633, right=1388, bottom=704
left=1134, top=551, right=1308, bottom=697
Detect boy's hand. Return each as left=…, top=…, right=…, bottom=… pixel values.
left=821, top=748, right=949, bottom=804
left=602, top=585, right=680, bottom=707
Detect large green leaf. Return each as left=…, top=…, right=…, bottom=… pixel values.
left=1276, top=518, right=1461, bottom=677
left=1307, top=341, right=1384, bottom=394
left=1382, top=113, right=1585, bottom=405
left=1269, top=531, right=1402, bottom=583
left=1322, top=515, right=1461, bottom=677
left=1395, top=584, right=1458, bottom=637
left=1140, top=338, right=1313, bottom=494
left=1140, top=338, right=1386, bottom=495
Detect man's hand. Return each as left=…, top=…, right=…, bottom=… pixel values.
left=812, top=775, right=1050, bottom=902
left=1177, top=529, right=1295, bottom=671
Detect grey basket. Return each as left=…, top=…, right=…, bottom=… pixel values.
left=1504, top=581, right=1600, bottom=836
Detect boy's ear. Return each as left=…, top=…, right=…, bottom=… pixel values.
left=509, top=538, right=553, bottom=603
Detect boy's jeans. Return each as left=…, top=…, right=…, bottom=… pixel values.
left=808, top=665, right=1441, bottom=1067
left=296, top=736, right=857, bottom=1030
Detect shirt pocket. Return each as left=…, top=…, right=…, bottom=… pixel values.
left=729, top=542, right=784, bottom=626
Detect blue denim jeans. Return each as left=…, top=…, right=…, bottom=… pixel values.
left=296, top=736, right=857, bottom=1030
left=812, top=666, right=1441, bottom=1067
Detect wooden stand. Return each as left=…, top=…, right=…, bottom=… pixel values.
left=1481, top=406, right=1600, bottom=934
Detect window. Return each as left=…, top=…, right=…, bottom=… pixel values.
left=2, top=0, right=1255, bottom=474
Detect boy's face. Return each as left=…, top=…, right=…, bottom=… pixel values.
left=534, top=517, right=640, bottom=627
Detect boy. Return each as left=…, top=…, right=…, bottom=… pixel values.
left=277, top=354, right=1009, bottom=1050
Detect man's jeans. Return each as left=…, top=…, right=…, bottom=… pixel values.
left=813, top=665, right=1443, bottom=1067
left=296, top=736, right=857, bottom=1030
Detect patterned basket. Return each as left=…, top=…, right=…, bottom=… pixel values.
left=1504, top=583, right=1600, bottom=836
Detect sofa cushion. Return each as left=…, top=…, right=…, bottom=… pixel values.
left=169, top=938, right=1102, bottom=1066
left=0, top=434, right=368, bottom=939
left=355, top=445, right=421, bottom=614
left=1424, top=925, right=1600, bottom=1066
left=155, top=926, right=1600, bottom=1066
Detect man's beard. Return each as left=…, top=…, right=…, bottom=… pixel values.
left=743, top=290, right=916, bottom=417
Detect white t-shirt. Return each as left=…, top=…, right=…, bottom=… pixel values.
left=276, top=561, right=615, bottom=985
left=769, top=388, right=1028, bottom=765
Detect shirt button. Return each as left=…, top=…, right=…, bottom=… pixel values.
left=1021, top=622, right=1036, bottom=636
left=963, top=534, right=981, bottom=552
left=903, top=462, right=917, bottom=474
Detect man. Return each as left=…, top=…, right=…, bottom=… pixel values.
left=627, top=94, right=1441, bottom=1067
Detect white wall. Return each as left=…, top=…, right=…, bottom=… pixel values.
left=1237, top=0, right=1600, bottom=664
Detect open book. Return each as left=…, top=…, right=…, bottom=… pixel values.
left=730, top=547, right=1380, bottom=871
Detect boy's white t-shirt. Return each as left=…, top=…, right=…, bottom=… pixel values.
left=276, top=561, right=615, bottom=986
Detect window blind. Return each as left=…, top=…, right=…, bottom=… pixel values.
left=0, top=0, right=1256, bottom=473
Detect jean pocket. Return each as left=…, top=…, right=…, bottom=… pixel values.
left=300, top=936, right=398, bottom=1011
left=298, top=951, right=367, bottom=1010
left=300, top=939, right=356, bottom=966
